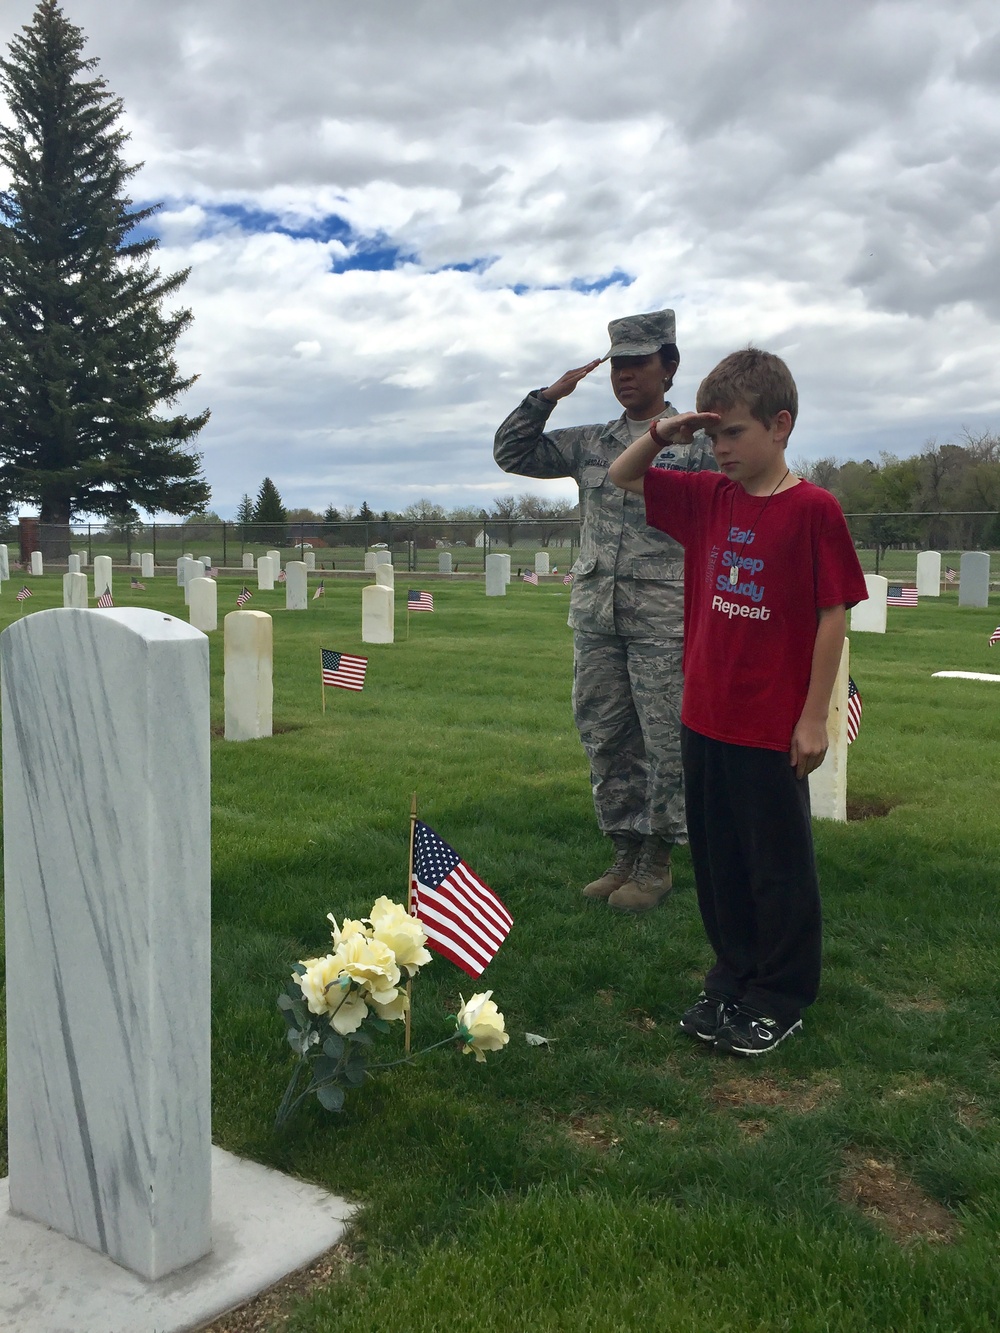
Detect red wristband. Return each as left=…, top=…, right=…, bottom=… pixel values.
left=649, top=418, right=665, bottom=446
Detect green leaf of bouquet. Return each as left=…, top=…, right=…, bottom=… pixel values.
left=313, top=1055, right=342, bottom=1082
left=367, top=1016, right=391, bottom=1034
left=276, top=992, right=296, bottom=1011
left=323, top=1033, right=345, bottom=1059
left=348, top=1026, right=374, bottom=1046
left=343, top=1052, right=367, bottom=1086
left=316, top=1083, right=345, bottom=1112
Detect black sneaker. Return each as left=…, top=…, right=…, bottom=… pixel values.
left=678, top=992, right=740, bottom=1043
left=714, top=1005, right=802, bottom=1057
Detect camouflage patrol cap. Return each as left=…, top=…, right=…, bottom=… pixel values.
left=600, top=309, right=677, bottom=361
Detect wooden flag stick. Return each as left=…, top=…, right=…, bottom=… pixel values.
left=321, top=649, right=326, bottom=714
left=405, top=791, right=418, bottom=1054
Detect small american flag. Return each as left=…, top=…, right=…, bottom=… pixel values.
left=989, top=625, right=1000, bottom=647
left=277, top=569, right=287, bottom=582
left=408, top=589, right=434, bottom=612
left=562, top=572, right=574, bottom=585
left=410, top=821, right=513, bottom=978
left=130, top=577, right=146, bottom=590
left=522, top=570, right=538, bottom=585
left=97, top=588, right=114, bottom=608
left=945, top=567, right=957, bottom=583
left=208, top=566, right=219, bottom=578
left=15, top=585, right=32, bottom=602
left=236, top=586, right=253, bottom=607
left=847, top=676, right=863, bottom=744
left=886, top=584, right=918, bottom=607
left=312, top=580, right=325, bottom=599
left=321, top=648, right=368, bottom=691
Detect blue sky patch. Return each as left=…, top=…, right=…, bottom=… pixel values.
left=570, top=269, right=634, bottom=293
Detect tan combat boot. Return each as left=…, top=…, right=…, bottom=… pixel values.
left=581, top=834, right=641, bottom=900
left=607, top=836, right=673, bottom=913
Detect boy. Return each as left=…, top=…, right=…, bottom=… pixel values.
left=608, top=349, right=867, bottom=1055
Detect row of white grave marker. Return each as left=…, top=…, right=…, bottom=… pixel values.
left=851, top=551, right=991, bottom=633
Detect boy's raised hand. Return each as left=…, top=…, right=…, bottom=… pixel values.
left=653, top=411, right=721, bottom=443
left=541, top=359, right=602, bottom=402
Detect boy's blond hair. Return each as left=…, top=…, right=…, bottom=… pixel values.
left=696, top=348, right=798, bottom=428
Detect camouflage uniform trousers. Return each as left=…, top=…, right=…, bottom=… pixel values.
left=572, top=630, right=686, bottom=843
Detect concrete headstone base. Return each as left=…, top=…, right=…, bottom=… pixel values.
left=0, top=1148, right=353, bottom=1333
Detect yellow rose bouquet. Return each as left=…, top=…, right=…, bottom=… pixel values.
left=276, top=897, right=508, bottom=1127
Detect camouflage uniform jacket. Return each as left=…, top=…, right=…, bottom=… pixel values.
left=494, top=390, right=717, bottom=637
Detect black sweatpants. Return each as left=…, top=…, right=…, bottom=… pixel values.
left=681, top=725, right=822, bottom=1026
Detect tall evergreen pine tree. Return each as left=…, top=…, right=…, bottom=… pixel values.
left=253, top=476, right=287, bottom=546
left=0, top=1, right=210, bottom=557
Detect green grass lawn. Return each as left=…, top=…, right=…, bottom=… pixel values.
left=2, top=577, right=1000, bottom=1331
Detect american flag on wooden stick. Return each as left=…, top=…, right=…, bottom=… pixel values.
left=321, top=648, right=368, bottom=691
left=522, top=570, right=538, bottom=585
left=15, top=585, right=32, bottom=602
left=236, top=586, right=253, bottom=607
left=312, top=580, right=325, bottom=599
left=407, top=589, right=434, bottom=612
left=989, top=625, right=1000, bottom=647
left=886, top=584, right=918, bottom=607
left=97, top=589, right=114, bottom=608
left=847, top=676, right=863, bottom=744
left=562, top=572, right=574, bottom=585
left=945, top=567, right=957, bottom=583
left=130, top=577, right=146, bottom=590
left=410, top=821, right=512, bottom=977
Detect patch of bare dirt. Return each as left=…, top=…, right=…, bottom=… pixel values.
left=736, top=1118, right=770, bottom=1139
left=565, top=1114, right=622, bottom=1152
left=625, top=1009, right=657, bottom=1031
left=838, top=1152, right=959, bottom=1246
left=199, top=1241, right=358, bottom=1332
left=595, top=988, right=615, bottom=1006
left=210, top=722, right=301, bottom=738
left=846, top=796, right=897, bottom=821
left=954, top=1096, right=988, bottom=1130
left=887, top=994, right=948, bottom=1014
left=709, top=1074, right=840, bottom=1114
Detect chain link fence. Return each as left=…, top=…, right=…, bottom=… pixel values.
left=4, top=510, right=1000, bottom=581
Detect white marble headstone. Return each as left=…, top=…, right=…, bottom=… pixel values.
left=808, top=638, right=850, bottom=821
left=439, top=552, right=452, bottom=574
left=62, top=571, right=88, bottom=608
left=67, top=553, right=81, bottom=574
left=1, top=607, right=212, bottom=1280
left=77, top=549, right=88, bottom=568
left=959, top=551, right=990, bottom=608
left=284, top=560, right=308, bottom=610
left=304, top=550, right=316, bottom=571
left=224, top=610, right=273, bottom=741
left=131, top=553, right=142, bottom=568
left=362, top=583, right=394, bottom=642
left=182, top=556, right=200, bottom=605
left=534, top=552, right=549, bottom=576
left=850, top=575, right=887, bottom=633
left=0, top=544, right=9, bottom=580
left=141, top=551, right=155, bottom=579
left=375, top=563, right=395, bottom=590
left=916, top=550, right=941, bottom=597
left=500, top=553, right=511, bottom=584
left=257, top=555, right=275, bottom=591
left=375, top=549, right=391, bottom=566
left=242, top=552, right=255, bottom=570
left=189, top=576, right=218, bottom=632
left=93, top=553, right=113, bottom=600
left=485, top=553, right=507, bottom=596
left=364, top=552, right=378, bottom=573
left=266, top=549, right=281, bottom=573
left=176, top=555, right=187, bottom=586
left=30, top=550, right=43, bottom=576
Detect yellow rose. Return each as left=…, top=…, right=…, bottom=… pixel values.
left=456, top=990, right=509, bottom=1063
left=326, top=914, right=370, bottom=949
left=296, top=954, right=348, bottom=1016
left=333, top=933, right=402, bottom=1008
left=368, top=896, right=432, bottom=975
left=367, top=989, right=409, bottom=1023
left=327, top=988, right=368, bottom=1035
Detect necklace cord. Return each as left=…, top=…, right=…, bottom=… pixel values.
left=727, top=469, right=790, bottom=587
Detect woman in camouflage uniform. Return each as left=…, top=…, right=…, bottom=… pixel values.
left=494, top=310, right=716, bottom=912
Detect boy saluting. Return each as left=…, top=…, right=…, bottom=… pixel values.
left=609, top=348, right=867, bottom=1055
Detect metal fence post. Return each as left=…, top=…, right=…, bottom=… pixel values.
left=222, top=521, right=228, bottom=568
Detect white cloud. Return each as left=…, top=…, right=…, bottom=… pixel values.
left=2, top=0, right=999, bottom=514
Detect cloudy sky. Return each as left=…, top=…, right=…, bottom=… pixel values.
left=2, top=0, right=999, bottom=518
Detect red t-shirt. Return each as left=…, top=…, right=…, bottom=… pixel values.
left=644, top=471, right=868, bottom=751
